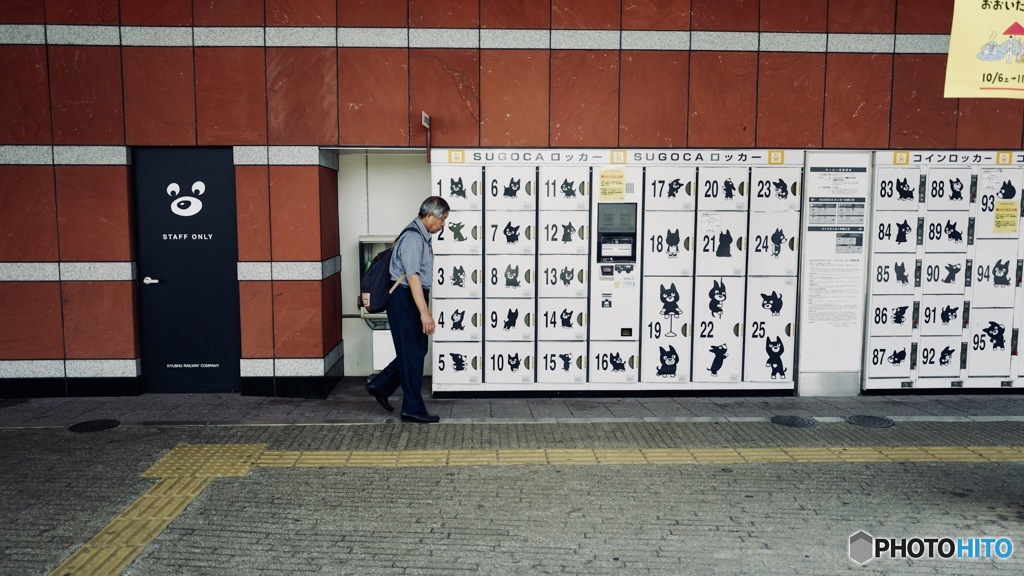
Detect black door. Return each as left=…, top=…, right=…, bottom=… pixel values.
left=133, top=147, right=241, bottom=393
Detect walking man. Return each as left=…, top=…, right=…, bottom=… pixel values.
left=365, top=196, right=450, bottom=423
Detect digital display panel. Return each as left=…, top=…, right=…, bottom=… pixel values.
left=597, top=203, right=637, bottom=234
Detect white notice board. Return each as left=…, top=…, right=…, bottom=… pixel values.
left=798, top=152, right=872, bottom=391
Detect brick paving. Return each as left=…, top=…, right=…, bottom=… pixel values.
left=2, top=383, right=1024, bottom=575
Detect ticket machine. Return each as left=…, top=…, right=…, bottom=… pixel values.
left=589, top=182, right=642, bottom=383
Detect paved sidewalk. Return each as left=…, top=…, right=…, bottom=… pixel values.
left=3, top=377, right=1024, bottom=427
left=4, top=382, right=1024, bottom=575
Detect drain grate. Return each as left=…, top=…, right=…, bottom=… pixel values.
left=68, top=419, right=121, bottom=433
left=770, top=415, right=818, bottom=429
left=845, top=415, right=895, bottom=429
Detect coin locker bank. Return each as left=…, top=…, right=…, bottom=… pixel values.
left=864, top=150, right=1024, bottom=391
left=428, top=149, right=802, bottom=393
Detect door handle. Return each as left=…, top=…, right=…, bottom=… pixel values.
left=143, top=276, right=160, bottom=285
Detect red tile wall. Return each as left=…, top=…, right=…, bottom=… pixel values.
left=61, top=281, right=138, bottom=359
left=622, top=0, right=690, bottom=31
left=480, top=50, right=549, bottom=147
left=688, top=52, right=757, bottom=147
left=0, top=283, right=64, bottom=359
left=269, top=166, right=322, bottom=262
left=55, top=166, right=133, bottom=262
left=9, top=0, right=1024, bottom=376
left=48, top=46, right=124, bottom=145
left=267, top=48, right=339, bottom=145
left=195, top=0, right=266, bottom=26
left=411, top=0, right=479, bottom=28
left=619, top=51, right=687, bottom=147
left=273, top=280, right=324, bottom=358
left=123, top=47, right=197, bottom=146
left=196, top=48, right=269, bottom=145
left=482, top=0, right=550, bottom=29
left=0, top=166, right=58, bottom=262
left=824, top=54, right=893, bottom=149
left=45, top=0, right=118, bottom=24
left=236, top=166, right=272, bottom=262
left=338, top=0, right=407, bottom=27
left=410, top=49, right=480, bottom=147
left=338, top=48, right=409, bottom=146
left=240, top=280, right=275, bottom=358
left=550, top=50, right=619, bottom=147
left=267, top=0, right=336, bottom=26
left=891, top=55, right=958, bottom=149
left=757, top=53, right=825, bottom=148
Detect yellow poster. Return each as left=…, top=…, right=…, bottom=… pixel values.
left=945, top=0, right=1024, bottom=98
left=994, top=199, right=1020, bottom=233
left=599, top=167, right=625, bottom=201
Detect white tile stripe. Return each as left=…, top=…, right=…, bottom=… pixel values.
left=0, top=24, right=950, bottom=54
left=0, top=260, right=338, bottom=282
left=0, top=359, right=141, bottom=378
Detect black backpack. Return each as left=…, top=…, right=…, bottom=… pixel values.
left=360, top=227, right=417, bottom=313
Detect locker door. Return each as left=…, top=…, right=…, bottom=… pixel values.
left=971, top=240, right=1018, bottom=308
left=485, top=211, right=536, bottom=255
left=537, top=298, right=588, bottom=341
left=974, top=167, right=1023, bottom=240
left=749, top=166, right=801, bottom=213
left=486, top=166, right=537, bottom=212
left=697, top=166, right=749, bottom=212
left=917, top=336, right=963, bottom=378
left=918, top=295, right=965, bottom=336
left=640, top=278, right=693, bottom=384
left=644, top=165, right=697, bottom=211
left=865, top=336, right=913, bottom=379
left=538, top=210, right=589, bottom=255
left=433, top=342, right=483, bottom=386
left=920, top=252, right=967, bottom=295
left=874, top=167, right=922, bottom=212
left=589, top=340, right=639, bottom=384
left=485, top=254, right=536, bottom=299
left=695, top=211, right=748, bottom=277
left=867, top=294, right=915, bottom=337
left=434, top=210, right=482, bottom=255
left=743, top=278, right=797, bottom=383
left=433, top=254, right=483, bottom=299
left=538, top=166, right=589, bottom=211
left=967, top=309, right=1014, bottom=377
left=692, top=277, right=745, bottom=383
left=870, top=253, right=917, bottom=296
left=484, top=298, right=536, bottom=342
left=537, top=341, right=587, bottom=384
left=922, top=211, right=969, bottom=253
left=433, top=299, right=483, bottom=342
left=537, top=254, right=588, bottom=298
left=643, top=211, right=695, bottom=277
left=872, top=212, right=919, bottom=253
left=924, top=167, right=971, bottom=212
left=433, top=166, right=483, bottom=211
left=485, top=342, right=535, bottom=385
left=747, top=211, right=800, bottom=277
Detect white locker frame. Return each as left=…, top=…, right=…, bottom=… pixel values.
left=863, top=150, right=1024, bottom=391
left=429, top=148, right=803, bottom=393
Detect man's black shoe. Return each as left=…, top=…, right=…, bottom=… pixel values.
left=400, top=413, right=440, bottom=424
left=365, top=383, right=394, bottom=412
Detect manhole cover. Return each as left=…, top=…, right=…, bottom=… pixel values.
left=68, top=419, right=120, bottom=433
left=845, top=415, right=895, bottom=428
left=770, top=415, right=818, bottom=428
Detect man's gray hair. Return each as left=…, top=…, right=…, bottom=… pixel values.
left=419, top=196, right=451, bottom=218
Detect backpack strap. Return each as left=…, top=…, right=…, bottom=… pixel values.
left=388, top=225, right=421, bottom=292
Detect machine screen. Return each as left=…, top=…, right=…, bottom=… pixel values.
left=598, top=203, right=637, bottom=234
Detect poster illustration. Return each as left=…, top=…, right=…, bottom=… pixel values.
left=946, top=0, right=1024, bottom=98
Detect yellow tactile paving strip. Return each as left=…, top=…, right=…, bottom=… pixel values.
left=49, top=443, right=1024, bottom=576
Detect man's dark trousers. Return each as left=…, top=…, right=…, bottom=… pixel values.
left=369, top=285, right=429, bottom=416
